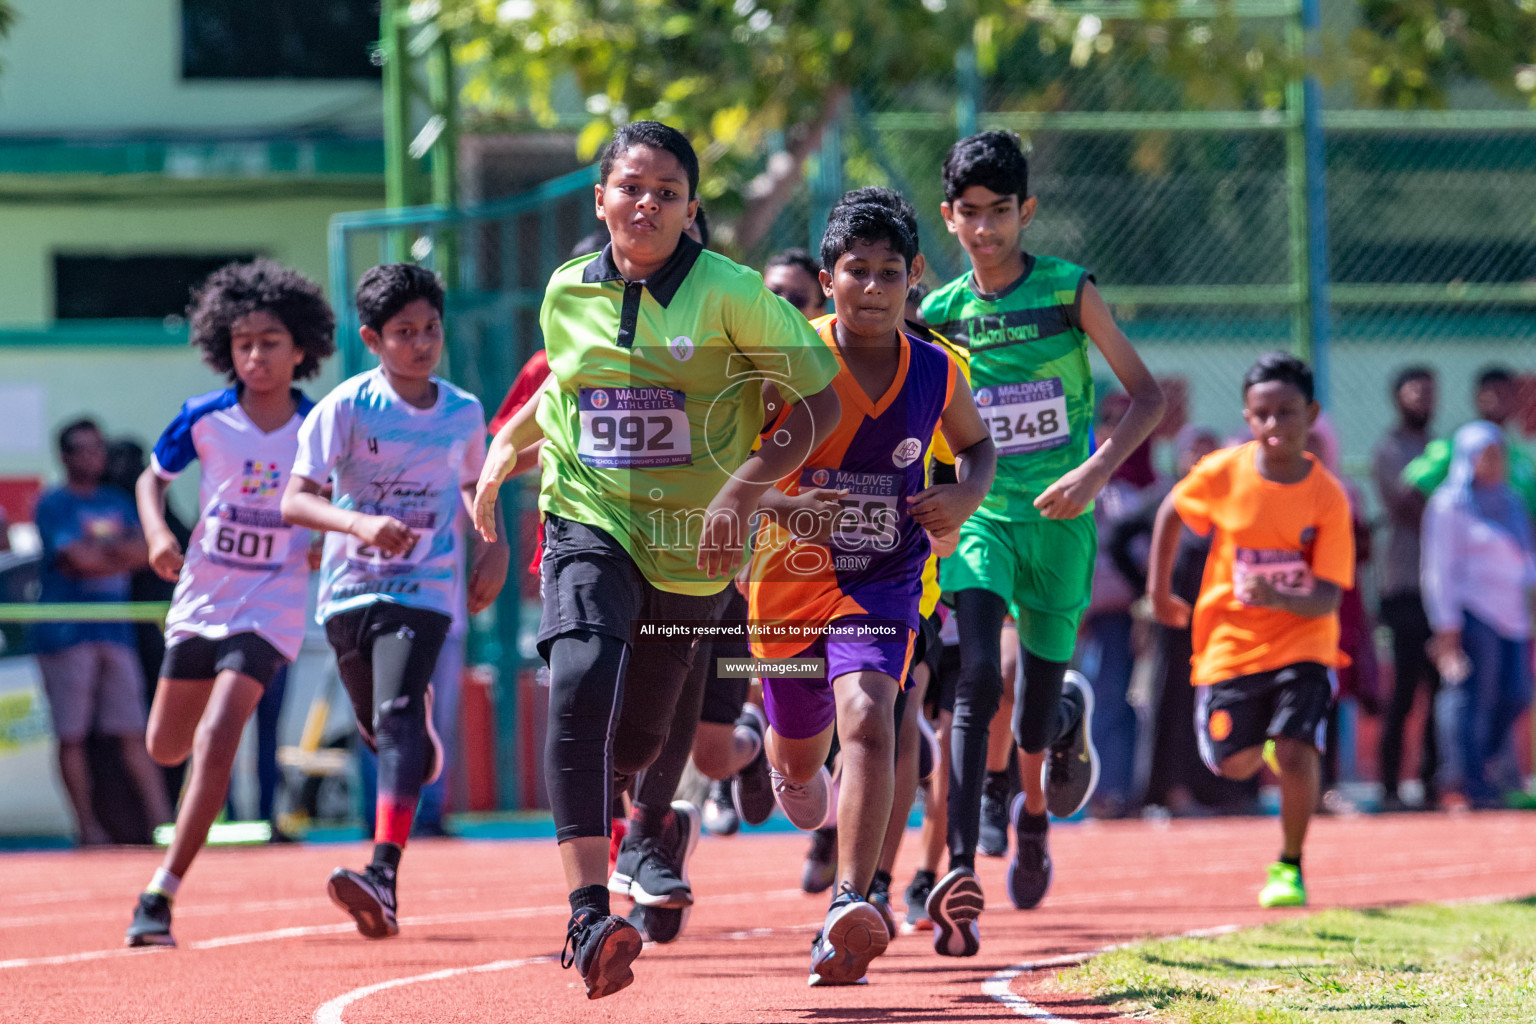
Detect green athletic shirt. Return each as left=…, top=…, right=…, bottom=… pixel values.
left=537, top=236, right=840, bottom=595
left=921, top=252, right=1095, bottom=522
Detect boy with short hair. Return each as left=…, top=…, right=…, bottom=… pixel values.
left=920, top=131, right=1165, bottom=954
left=281, top=263, right=509, bottom=939
left=474, top=121, right=841, bottom=999
left=748, top=198, right=995, bottom=985
left=1148, top=352, right=1354, bottom=907
left=125, top=260, right=336, bottom=947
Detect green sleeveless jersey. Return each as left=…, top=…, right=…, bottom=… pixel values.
left=920, top=254, right=1095, bottom=522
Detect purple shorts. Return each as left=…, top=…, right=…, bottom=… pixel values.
left=761, top=617, right=915, bottom=740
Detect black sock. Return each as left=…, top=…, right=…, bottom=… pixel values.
left=630, top=802, right=669, bottom=842
left=949, top=853, right=975, bottom=872
left=1280, top=853, right=1302, bottom=870
left=1018, top=810, right=1050, bottom=834
left=986, top=769, right=1009, bottom=791
left=911, top=868, right=936, bottom=887
left=569, top=884, right=610, bottom=918
left=371, top=842, right=402, bottom=883
left=871, top=869, right=893, bottom=892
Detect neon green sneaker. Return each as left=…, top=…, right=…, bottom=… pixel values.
left=1258, top=862, right=1306, bottom=908
left=1262, top=739, right=1281, bottom=775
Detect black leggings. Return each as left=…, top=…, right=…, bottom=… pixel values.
left=946, top=588, right=1072, bottom=869
left=629, top=634, right=712, bottom=841
left=545, top=630, right=704, bottom=843
left=327, top=605, right=450, bottom=818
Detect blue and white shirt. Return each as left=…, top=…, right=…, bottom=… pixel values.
left=151, top=387, right=316, bottom=661
left=293, top=368, right=486, bottom=623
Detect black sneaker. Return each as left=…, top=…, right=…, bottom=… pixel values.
left=627, top=899, right=688, bottom=945
left=702, top=778, right=740, bottom=837
left=124, top=891, right=175, bottom=948
left=1045, top=670, right=1100, bottom=818
left=866, top=877, right=898, bottom=940
left=326, top=865, right=399, bottom=939
left=1005, top=793, right=1052, bottom=909
left=562, top=908, right=643, bottom=1000
left=808, top=882, right=889, bottom=986
left=611, top=803, right=699, bottom=909
left=802, top=826, right=838, bottom=894
left=926, top=867, right=983, bottom=958
left=732, top=704, right=776, bottom=827
left=901, top=870, right=935, bottom=933
left=978, top=772, right=1010, bottom=857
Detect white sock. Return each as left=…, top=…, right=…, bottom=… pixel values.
left=147, top=868, right=181, bottom=902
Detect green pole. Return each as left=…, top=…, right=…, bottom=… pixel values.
left=1282, top=6, right=1310, bottom=364
left=381, top=0, right=413, bottom=263
left=956, top=44, right=979, bottom=139
left=427, top=27, right=459, bottom=285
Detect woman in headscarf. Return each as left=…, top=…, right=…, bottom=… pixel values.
left=1422, top=421, right=1536, bottom=809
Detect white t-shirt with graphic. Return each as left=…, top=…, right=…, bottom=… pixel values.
left=293, top=368, right=486, bottom=623
left=151, top=387, right=315, bottom=661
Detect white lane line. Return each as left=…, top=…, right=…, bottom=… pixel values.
left=312, top=956, right=551, bottom=1024
left=0, top=887, right=812, bottom=971
left=982, top=924, right=1243, bottom=1021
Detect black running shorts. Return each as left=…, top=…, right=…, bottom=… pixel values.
left=1195, top=661, right=1334, bottom=773
left=160, top=632, right=287, bottom=687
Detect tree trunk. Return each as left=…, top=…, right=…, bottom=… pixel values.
left=731, top=86, right=849, bottom=253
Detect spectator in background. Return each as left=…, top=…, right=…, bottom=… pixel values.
left=1373, top=366, right=1439, bottom=812
left=1113, top=426, right=1257, bottom=816
left=1081, top=391, right=1161, bottom=818
left=762, top=248, right=826, bottom=321
left=1422, top=421, right=1535, bottom=811
left=1405, top=366, right=1536, bottom=514
left=1305, top=414, right=1378, bottom=814
left=33, top=419, right=173, bottom=843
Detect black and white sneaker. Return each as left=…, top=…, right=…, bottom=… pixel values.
left=731, top=704, right=776, bottom=827
left=808, top=883, right=889, bottom=986
left=866, top=877, right=898, bottom=940
left=627, top=899, right=687, bottom=945
left=978, top=772, right=1011, bottom=857
left=124, top=892, right=175, bottom=948
left=1044, top=670, right=1099, bottom=818
left=702, top=778, right=740, bottom=837
left=927, top=867, right=983, bottom=957
left=802, top=825, right=838, bottom=894
left=327, top=865, right=399, bottom=939
left=1005, top=793, right=1052, bottom=909
left=610, top=802, right=699, bottom=908
left=562, top=908, right=643, bottom=1000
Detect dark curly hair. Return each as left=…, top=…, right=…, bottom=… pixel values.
left=355, top=262, right=445, bottom=334
left=187, top=259, right=336, bottom=382
left=942, top=130, right=1029, bottom=203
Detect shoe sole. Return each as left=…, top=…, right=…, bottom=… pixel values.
left=927, top=871, right=983, bottom=958
left=1259, top=892, right=1307, bottom=908
left=584, top=923, right=643, bottom=999
left=634, top=903, right=690, bottom=944
left=1046, top=672, right=1100, bottom=819
left=423, top=684, right=444, bottom=786
left=1005, top=793, right=1052, bottom=910
left=810, top=902, right=889, bottom=986
left=125, top=931, right=176, bottom=948
left=327, top=872, right=398, bottom=939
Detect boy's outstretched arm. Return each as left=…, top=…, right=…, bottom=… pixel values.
left=463, top=484, right=510, bottom=613
left=697, top=383, right=842, bottom=579
left=1034, top=282, right=1165, bottom=519
left=1147, top=489, right=1191, bottom=628
left=474, top=382, right=550, bottom=542
left=281, top=476, right=417, bottom=556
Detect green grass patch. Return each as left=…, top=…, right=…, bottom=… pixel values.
left=1051, top=899, right=1536, bottom=1024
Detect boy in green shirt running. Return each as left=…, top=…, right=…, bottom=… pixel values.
left=474, top=122, right=840, bottom=999
left=920, top=131, right=1165, bottom=956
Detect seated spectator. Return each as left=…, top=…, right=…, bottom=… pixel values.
left=1422, top=421, right=1536, bottom=810
left=32, top=419, right=173, bottom=843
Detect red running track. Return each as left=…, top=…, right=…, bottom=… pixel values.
left=3, top=812, right=1534, bottom=1024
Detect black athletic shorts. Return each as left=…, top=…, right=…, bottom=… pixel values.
left=536, top=514, right=729, bottom=658
left=1195, top=661, right=1334, bottom=772
left=909, top=611, right=943, bottom=685
left=700, top=587, right=751, bottom=726
left=160, top=632, right=287, bottom=687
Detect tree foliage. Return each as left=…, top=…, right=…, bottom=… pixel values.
left=438, top=0, right=1536, bottom=249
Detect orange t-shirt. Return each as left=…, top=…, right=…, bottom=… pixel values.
left=1171, top=441, right=1355, bottom=686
